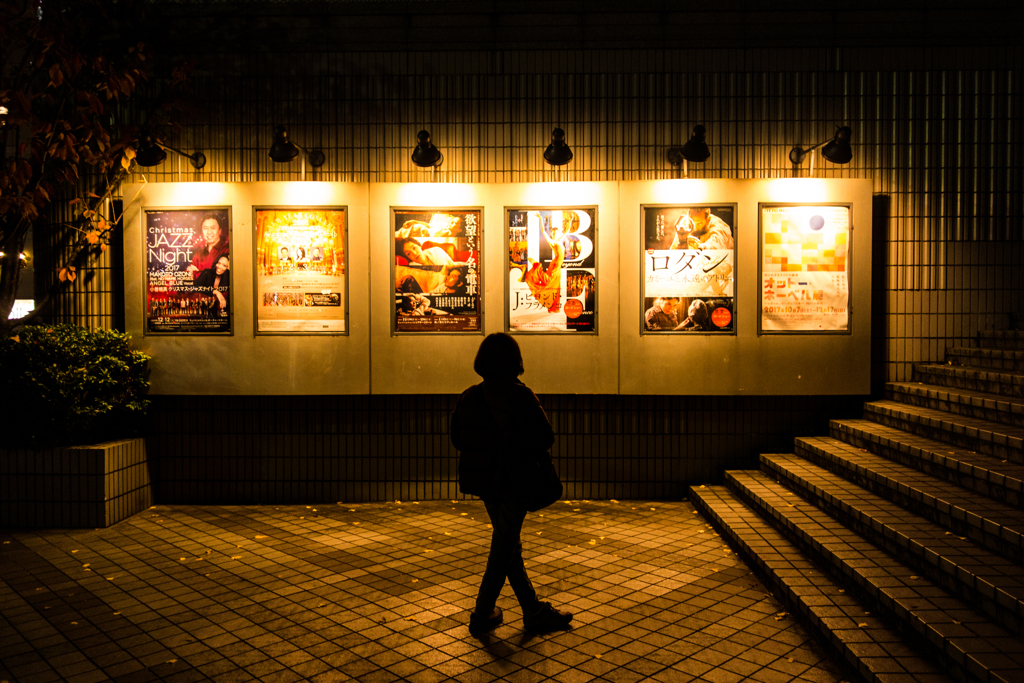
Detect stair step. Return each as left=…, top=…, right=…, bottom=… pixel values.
left=886, top=381, right=1024, bottom=429
left=913, top=363, right=1024, bottom=400
left=791, top=435, right=1024, bottom=564
left=690, top=484, right=952, bottom=683
left=946, top=347, right=1024, bottom=373
left=724, top=469, right=1024, bottom=683
left=760, top=451, right=1024, bottom=637
left=864, top=400, right=1024, bottom=464
left=831, top=418, right=1024, bottom=509
left=978, top=330, right=1024, bottom=351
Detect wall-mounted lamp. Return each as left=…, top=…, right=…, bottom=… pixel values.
left=268, top=125, right=325, bottom=168
left=0, top=105, right=8, bottom=126
left=543, top=128, right=573, bottom=166
left=667, top=125, right=710, bottom=165
left=411, top=130, right=443, bottom=168
left=789, top=126, right=853, bottom=167
left=135, top=133, right=207, bottom=169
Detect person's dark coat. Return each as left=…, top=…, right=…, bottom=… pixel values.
left=450, top=379, right=554, bottom=502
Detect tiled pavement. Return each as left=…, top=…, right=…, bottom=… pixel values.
left=1, top=500, right=849, bottom=683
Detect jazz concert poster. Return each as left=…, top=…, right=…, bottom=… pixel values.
left=145, top=208, right=232, bottom=334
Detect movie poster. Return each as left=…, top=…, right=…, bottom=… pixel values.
left=255, top=209, right=347, bottom=333
left=393, top=209, right=481, bottom=333
left=145, top=208, right=232, bottom=334
left=760, top=205, right=851, bottom=332
left=642, top=205, right=736, bottom=333
left=507, top=208, right=597, bottom=333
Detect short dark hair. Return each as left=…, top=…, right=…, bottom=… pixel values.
left=689, top=299, right=709, bottom=325
left=473, top=333, right=524, bottom=379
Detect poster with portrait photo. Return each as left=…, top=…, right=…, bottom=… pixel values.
left=642, top=205, right=736, bottom=333
left=760, top=204, right=851, bottom=333
left=507, top=207, right=597, bottom=333
left=392, top=208, right=482, bottom=333
left=255, top=208, right=347, bottom=334
left=144, top=208, right=232, bottom=334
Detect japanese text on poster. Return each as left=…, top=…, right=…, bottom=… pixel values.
left=393, top=209, right=482, bottom=332
left=145, top=209, right=231, bottom=334
left=761, top=205, right=850, bottom=332
left=256, top=209, right=347, bottom=333
left=508, top=208, right=597, bottom=333
left=643, top=206, right=736, bottom=333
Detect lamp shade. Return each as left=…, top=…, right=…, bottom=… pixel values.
left=681, top=125, right=710, bottom=162
left=268, top=125, right=300, bottom=162
left=821, top=126, right=853, bottom=164
left=135, top=134, right=167, bottom=167
left=411, top=130, right=443, bottom=167
left=543, top=128, right=573, bottom=166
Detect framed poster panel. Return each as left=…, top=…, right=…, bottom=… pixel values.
left=759, top=203, right=852, bottom=333
left=144, top=207, right=232, bottom=335
left=641, top=204, right=737, bottom=334
left=506, top=207, right=598, bottom=333
left=253, top=207, right=348, bottom=334
left=391, top=208, right=482, bottom=334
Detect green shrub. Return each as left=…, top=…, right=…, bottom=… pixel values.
left=0, top=324, right=151, bottom=449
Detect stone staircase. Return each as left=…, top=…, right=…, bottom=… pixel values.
left=692, top=330, right=1024, bottom=683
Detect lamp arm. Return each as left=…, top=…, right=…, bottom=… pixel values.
left=162, top=144, right=207, bottom=170
left=788, top=136, right=829, bottom=165
left=292, top=139, right=325, bottom=168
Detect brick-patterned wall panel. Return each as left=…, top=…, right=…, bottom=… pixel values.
left=149, top=394, right=862, bottom=503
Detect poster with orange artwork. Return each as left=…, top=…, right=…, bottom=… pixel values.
left=506, top=207, right=597, bottom=333
left=255, top=208, right=347, bottom=334
left=760, top=205, right=851, bottom=332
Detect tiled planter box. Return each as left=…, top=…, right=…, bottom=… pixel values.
left=0, top=438, right=152, bottom=529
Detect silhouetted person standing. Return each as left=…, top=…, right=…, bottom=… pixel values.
left=450, top=333, right=573, bottom=635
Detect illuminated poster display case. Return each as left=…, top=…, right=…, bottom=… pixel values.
left=124, top=179, right=868, bottom=397
left=253, top=207, right=348, bottom=335
left=641, top=204, right=736, bottom=334
left=505, top=207, right=598, bottom=334
left=758, top=203, right=852, bottom=334
left=391, top=207, right=483, bottom=334
left=619, top=179, right=871, bottom=396
left=143, top=207, right=233, bottom=335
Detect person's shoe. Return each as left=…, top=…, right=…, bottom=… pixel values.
left=469, top=606, right=503, bottom=635
left=523, top=602, right=572, bottom=632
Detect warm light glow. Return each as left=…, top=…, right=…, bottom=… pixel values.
left=280, top=182, right=336, bottom=205
left=397, top=183, right=477, bottom=206
left=165, top=182, right=229, bottom=205
left=649, top=179, right=712, bottom=204
left=521, top=182, right=598, bottom=206
left=9, top=299, right=33, bottom=320
left=765, top=178, right=830, bottom=202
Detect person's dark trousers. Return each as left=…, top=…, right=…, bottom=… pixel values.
left=475, top=499, right=540, bottom=615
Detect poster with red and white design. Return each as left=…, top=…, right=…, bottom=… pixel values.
left=507, top=207, right=597, bottom=333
